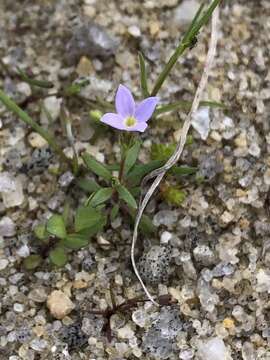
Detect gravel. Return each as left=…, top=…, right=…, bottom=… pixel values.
left=1, top=0, right=270, bottom=359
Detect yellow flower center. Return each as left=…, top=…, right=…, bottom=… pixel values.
left=124, top=116, right=136, bottom=127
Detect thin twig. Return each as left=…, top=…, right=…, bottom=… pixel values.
left=131, top=6, right=220, bottom=306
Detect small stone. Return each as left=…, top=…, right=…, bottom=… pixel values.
left=223, top=318, right=235, bottom=329
left=173, top=0, right=200, bottom=27
left=242, top=342, right=256, bottom=360
left=76, top=56, right=94, bottom=76
left=16, top=244, right=30, bottom=258
left=0, top=259, right=9, bottom=271
left=193, top=245, right=216, bottom=266
left=256, top=269, right=270, bottom=293
left=0, top=172, right=16, bottom=193
left=138, top=245, right=172, bottom=285
left=30, top=339, right=48, bottom=352
left=81, top=255, right=96, bottom=272
left=40, top=96, right=62, bottom=124
left=17, top=82, right=32, bottom=97
left=160, top=231, right=173, bottom=244
left=66, top=21, right=118, bottom=65
left=16, top=327, right=32, bottom=343
left=28, top=132, right=48, bottom=148
left=58, top=171, right=74, bottom=187
left=27, top=147, right=53, bottom=173
left=197, top=337, right=230, bottom=360
left=149, top=21, right=160, bottom=36
left=83, top=5, right=96, bottom=18
left=2, top=177, right=24, bottom=208
left=128, top=25, right=141, bottom=38
left=0, top=216, right=16, bottom=237
left=117, top=324, right=135, bottom=339
left=28, top=287, right=48, bottom=303
left=116, top=50, right=136, bottom=69
left=97, top=235, right=111, bottom=249
left=191, top=107, right=210, bottom=140
left=198, top=153, right=223, bottom=181
left=179, top=349, right=194, bottom=360
left=47, top=290, right=75, bottom=319
left=13, top=303, right=24, bottom=313
left=153, top=210, right=178, bottom=227
left=81, top=315, right=104, bottom=336
left=59, top=322, right=88, bottom=350
left=220, top=211, right=234, bottom=224
left=132, top=309, right=148, bottom=328
left=142, top=307, right=182, bottom=359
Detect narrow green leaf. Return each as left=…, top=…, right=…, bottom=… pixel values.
left=126, top=160, right=164, bottom=186
left=23, top=255, right=42, bottom=270
left=116, top=184, right=137, bottom=209
left=63, top=234, right=89, bottom=249
left=46, top=215, right=66, bottom=239
left=151, top=0, right=221, bottom=96
left=17, top=68, right=54, bottom=89
left=49, top=247, right=68, bottom=267
left=82, top=153, right=112, bottom=182
left=138, top=52, right=149, bottom=97
left=88, top=187, right=113, bottom=207
left=111, top=204, right=119, bottom=221
left=123, top=140, right=141, bottom=176
left=75, top=206, right=103, bottom=232
left=77, top=178, right=101, bottom=193
left=170, top=166, right=197, bottom=176
left=62, top=202, right=70, bottom=226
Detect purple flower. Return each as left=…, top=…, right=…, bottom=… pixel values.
left=100, top=84, right=159, bottom=132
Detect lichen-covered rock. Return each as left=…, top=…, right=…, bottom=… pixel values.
left=142, top=307, right=183, bottom=359
left=59, top=322, right=88, bottom=351
left=138, top=245, right=172, bottom=285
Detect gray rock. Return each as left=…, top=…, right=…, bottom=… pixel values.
left=0, top=172, right=16, bottom=193
left=58, top=171, right=74, bottom=187
left=153, top=210, right=178, bottom=227
left=66, top=21, right=118, bottom=65
left=173, top=0, right=200, bottom=27
left=197, top=337, right=229, bottom=360
left=0, top=216, right=16, bottom=237
left=1, top=177, right=24, bottom=208
left=193, top=244, right=216, bottom=266
left=192, top=107, right=211, bottom=140
left=26, top=147, right=53, bottom=173
left=198, top=153, right=223, bottom=181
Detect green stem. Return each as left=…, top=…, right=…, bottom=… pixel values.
left=0, top=88, right=71, bottom=166
left=151, top=0, right=222, bottom=96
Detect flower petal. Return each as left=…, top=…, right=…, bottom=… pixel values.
left=132, top=121, right=148, bottom=132
left=100, top=113, right=126, bottom=130
left=115, top=84, right=135, bottom=117
left=135, top=97, right=159, bottom=122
